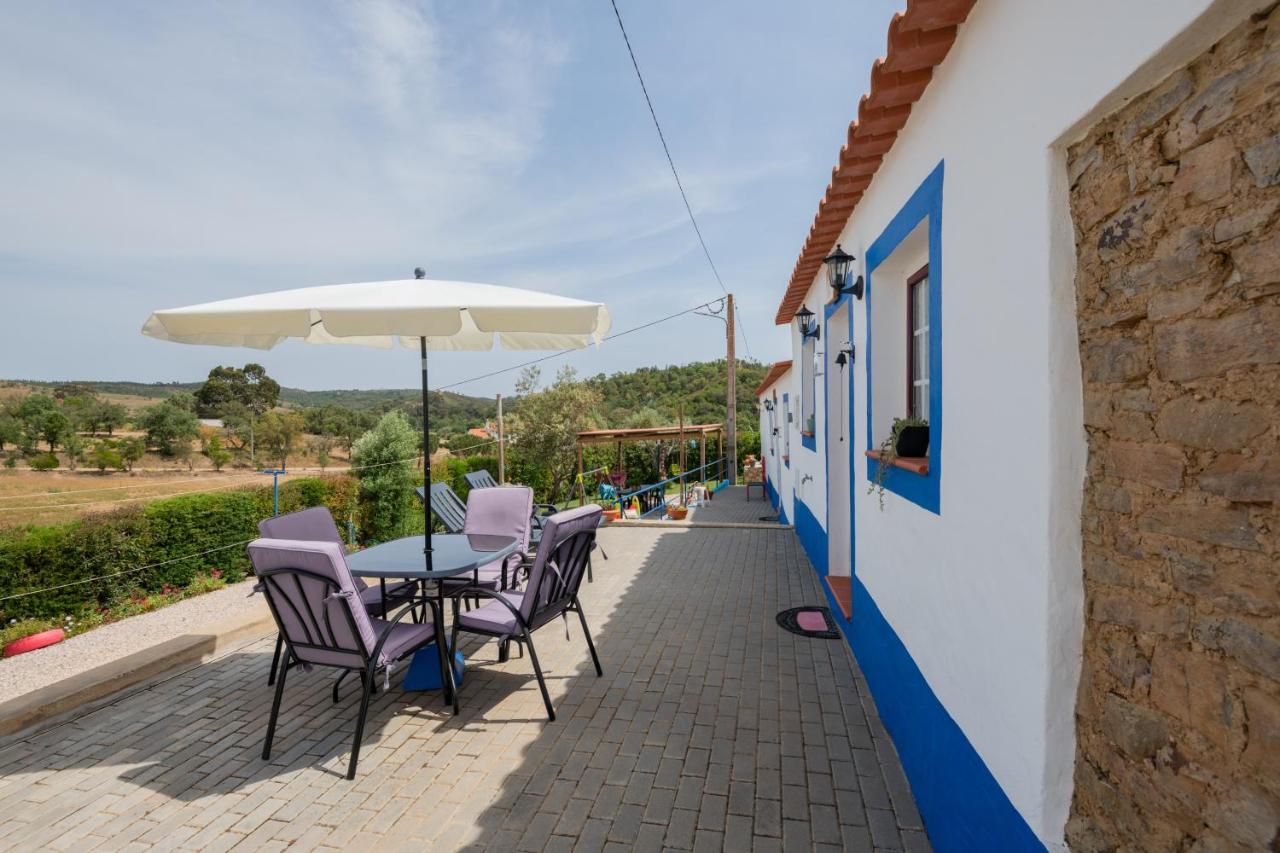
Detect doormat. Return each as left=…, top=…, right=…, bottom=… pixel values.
left=775, top=607, right=841, bottom=639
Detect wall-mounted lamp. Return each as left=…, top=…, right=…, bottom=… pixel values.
left=825, top=244, right=863, bottom=300
left=763, top=399, right=774, bottom=412
left=794, top=304, right=820, bottom=341
left=834, top=341, right=854, bottom=369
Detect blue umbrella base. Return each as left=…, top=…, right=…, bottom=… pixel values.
left=403, top=643, right=465, bottom=690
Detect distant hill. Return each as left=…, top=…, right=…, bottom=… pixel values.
left=3, top=359, right=766, bottom=432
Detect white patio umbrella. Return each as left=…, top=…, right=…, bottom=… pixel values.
left=142, top=271, right=611, bottom=568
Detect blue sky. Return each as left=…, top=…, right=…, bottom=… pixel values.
left=0, top=0, right=899, bottom=397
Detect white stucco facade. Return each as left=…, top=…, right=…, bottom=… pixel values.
left=771, top=0, right=1267, bottom=847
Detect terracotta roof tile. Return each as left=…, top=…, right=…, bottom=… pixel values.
left=774, top=0, right=975, bottom=325
left=755, top=360, right=793, bottom=396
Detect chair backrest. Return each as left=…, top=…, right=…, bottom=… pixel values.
left=258, top=507, right=364, bottom=589
left=464, top=486, right=533, bottom=572
left=419, top=483, right=467, bottom=533
left=521, top=505, right=602, bottom=627
left=464, top=469, right=499, bottom=490
left=247, top=539, right=377, bottom=670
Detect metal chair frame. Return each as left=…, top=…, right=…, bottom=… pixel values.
left=257, top=565, right=451, bottom=779
left=450, top=527, right=603, bottom=721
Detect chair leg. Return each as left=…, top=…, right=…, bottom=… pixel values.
left=524, top=630, right=555, bottom=722
left=332, top=670, right=349, bottom=704
left=444, top=621, right=459, bottom=712
left=586, top=553, right=593, bottom=583
left=574, top=602, right=604, bottom=677
left=267, top=633, right=284, bottom=686
left=347, top=669, right=376, bottom=780
left=262, top=652, right=289, bottom=760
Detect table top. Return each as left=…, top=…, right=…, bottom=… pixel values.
left=346, top=534, right=518, bottom=580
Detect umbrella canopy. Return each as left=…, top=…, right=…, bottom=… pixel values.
left=143, top=276, right=611, bottom=569
left=142, top=278, right=611, bottom=351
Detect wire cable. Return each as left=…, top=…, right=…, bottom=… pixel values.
left=607, top=0, right=754, bottom=361
left=437, top=298, right=725, bottom=391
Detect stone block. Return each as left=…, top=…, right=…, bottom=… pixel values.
left=1093, top=483, right=1133, bottom=514
left=1149, top=644, right=1235, bottom=752
left=1231, top=229, right=1280, bottom=287
left=1199, top=454, right=1280, bottom=503
left=1092, top=588, right=1189, bottom=637
left=1148, top=281, right=1215, bottom=321
left=1100, top=694, right=1169, bottom=760
left=1173, top=138, right=1236, bottom=204
left=1240, top=686, right=1279, bottom=781
left=1106, top=441, right=1185, bottom=491
left=1154, top=395, right=1270, bottom=450
left=1213, top=199, right=1279, bottom=242
left=1153, top=306, right=1280, bottom=381
left=1138, top=503, right=1260, bottom=551
left=1202, top=781, right=1280, bottom=849
left=1193, top=617, right=1280, bottom=680
left=1084, top=337, right=1151, bottom=383
left=1243, top=133, right=1280, bottom=187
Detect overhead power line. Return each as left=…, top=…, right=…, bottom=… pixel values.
left=437, top=297, right=725, bottom=392
left=607, top=0, right=754, bottom=360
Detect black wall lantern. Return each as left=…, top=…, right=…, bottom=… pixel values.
left=825, top=243, right=863, bottom=300
left=795, top=304, right=820, bottom=341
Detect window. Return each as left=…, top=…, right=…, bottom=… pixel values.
left=800, top=336, right=816, bottom=445
left=908, top=265, right=929, bottom=422
left=783, top=393, right=791, bottom=465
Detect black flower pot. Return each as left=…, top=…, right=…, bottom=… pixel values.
left=894, top=426, right=929, bottom=458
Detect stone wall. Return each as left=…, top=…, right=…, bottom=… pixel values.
left=1067, top=7, right=1279, bottom=850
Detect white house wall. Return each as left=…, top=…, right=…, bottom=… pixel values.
left=782, top=0, right=1263, bottom=847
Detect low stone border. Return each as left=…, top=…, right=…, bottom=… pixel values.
left=0, top=609, right=275, bottom=740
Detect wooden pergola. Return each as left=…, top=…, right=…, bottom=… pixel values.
left=575, top=422, right=725, bottom=500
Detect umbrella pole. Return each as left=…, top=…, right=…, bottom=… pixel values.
left=420, top=337, right=434, bottom=572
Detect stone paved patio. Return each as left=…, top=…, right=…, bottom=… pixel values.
left=687, top=485, right=784, bottom=525
left=0, top=525, right=927, bottom=852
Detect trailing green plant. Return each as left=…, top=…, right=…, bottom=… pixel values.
left=867, top=417, right=928, bottom=510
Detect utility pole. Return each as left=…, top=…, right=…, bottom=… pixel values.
left=726, top=293, right=737, bottom=485
left=496, top=394, right=505, bottom=484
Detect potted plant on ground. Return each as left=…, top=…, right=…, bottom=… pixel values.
left=666, top=502, right=689, bottom=521
left=867, top=417, right=929, bottom=509
left=601, top=498, right=621, bottom=522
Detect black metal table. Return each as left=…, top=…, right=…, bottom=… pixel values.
left=346, top=533, right=518, bottom=703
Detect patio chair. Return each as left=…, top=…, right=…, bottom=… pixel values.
left=248, top=538, right=451, bottom=779
left=463, top=469, right=499, bottom=490
left=416, top=482, right=467, bottom=533
left=258, top=507, right=418, bottom=686
left=441, top=486, right=534, bottom=601
left=451, top=504, right=604, bottom=721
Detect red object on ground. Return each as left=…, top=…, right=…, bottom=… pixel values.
left=3, top=628, right=66, bottom=658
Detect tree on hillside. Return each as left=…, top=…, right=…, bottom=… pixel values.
left=351, top=411, right=417, bottom=543
left=39, top=410, right=71, bottom=452
left=258, top=411, right=305, bottom=469
left=88, top=400, right=128, bottom=435
left=91, top=440, right=123, bottom=473
left=0, top=415, right=19, bottom=452
left=195, top=364, right=280, bottom=418
left=119, top=437, right=146, bottom=471
left=508, top=366, right=601, bottom=504
left=205, top=435, right=232, bottom=471
left=63, top=432, right=87, bottom=470
left=138, top=400, right=199, bottom=456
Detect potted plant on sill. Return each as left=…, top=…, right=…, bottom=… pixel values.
left=867, top=417, right=929, bottom=509
left=804, top=413, right=816, bottom=436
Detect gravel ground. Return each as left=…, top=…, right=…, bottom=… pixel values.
left=0, top=579, right=268, bottom=703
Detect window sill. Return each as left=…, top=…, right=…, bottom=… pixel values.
left=825, top=575, right=852, bottom=620
left=863, top=450, right=929, bottom=475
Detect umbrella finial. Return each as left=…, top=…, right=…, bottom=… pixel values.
left=413, top=267, right=426, bottom=280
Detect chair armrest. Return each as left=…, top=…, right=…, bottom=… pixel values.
left=371, top=598, right=442, bottom=666
left=452, top=587, right=527, bottom=628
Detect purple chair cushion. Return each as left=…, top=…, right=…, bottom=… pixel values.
left=258, top=508, right=369, bottom=592
left=456, top=591, right=525, bottom=635
left=464, top=486, right=533, bottom=582
left=368, top=616, right=437, bottom=666
left=521, top=505, right=602, bottom=622
left=247, top=538, right=379, bottom=668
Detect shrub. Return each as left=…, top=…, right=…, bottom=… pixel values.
left=0, top=475, right=356, bottom=621
left=29, top=452, right=59, bottom=471
left=352, top=412, right=417, bottom=543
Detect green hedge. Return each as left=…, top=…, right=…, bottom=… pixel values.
left=0, top=475, right=358, bottom=621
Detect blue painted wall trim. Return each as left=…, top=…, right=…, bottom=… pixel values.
left=824, top=293, right=856, bottom=582
left=765, top=477, right=779, bottom=509
left=792, top=496, right=827, bottom=578
left=814, top=574, right=1043, bottom=852
left=865, top=161, right=944, bottom=515
left=782, top=393, right=791, bottom=468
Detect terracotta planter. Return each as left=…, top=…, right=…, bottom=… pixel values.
left=667, top=506, right=689, bottom=521
left=602, top=509, right=621, bottom=522
left=4, top=628, right=65, bottom=658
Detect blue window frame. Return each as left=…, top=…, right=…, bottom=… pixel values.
left=865, top=161, right=943, bottom=514
left=782, top=393, right=791, bottom=467
left=800, top=336, right=817, bottom=451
